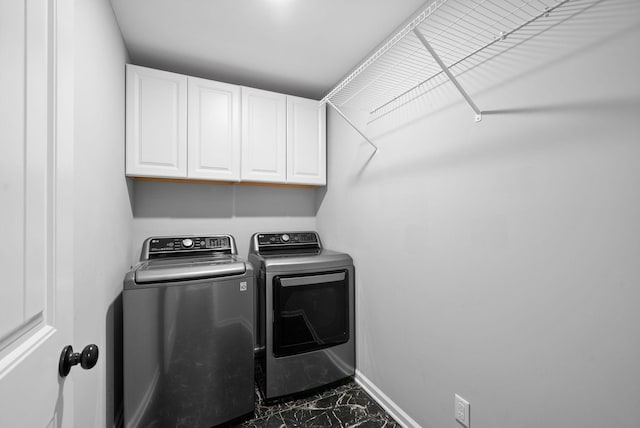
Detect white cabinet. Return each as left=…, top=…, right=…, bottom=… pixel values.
left=241, top=87, right=287, bottom=183
left=287, top=95, right=326, bottom=185
left=188, top=77, right=241, bottom=180
left=241, top=88, right=326, bottom=185
left=126, top=64, right=326, bottom=186
left=126, top=65, right=241, bottom=181
left=126, top=65, right=187, bottom=178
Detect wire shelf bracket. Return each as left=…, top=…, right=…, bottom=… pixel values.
left=326, top=100, right=379, bottom=153
left=412, top=28, right=482, bottom=122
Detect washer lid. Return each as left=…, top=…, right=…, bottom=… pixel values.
left=134, top=256, right=246, bottom=284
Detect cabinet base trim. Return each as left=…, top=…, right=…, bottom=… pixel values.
left=129, top=176, right=322, bottom=189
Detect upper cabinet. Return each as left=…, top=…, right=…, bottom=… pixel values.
left=126, top=64, right=326, bottom=186
left=241, top=87, right=287, bottom=183
left=240, top=88, right=326, bottom=185
left=287, top=96, right=326, bottom=185
left=126, top=65, right=188, bottom=178
left=126, top=65, right=240, bottom=181
left=188, top=77, right=241, bottom=181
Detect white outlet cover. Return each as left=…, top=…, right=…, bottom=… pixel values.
left=455, top=394, right=470, bottom=428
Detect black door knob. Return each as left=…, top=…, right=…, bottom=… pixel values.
left=58, top=344, right=99, bottom=377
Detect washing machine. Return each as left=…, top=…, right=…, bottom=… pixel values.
left=249, top=231, right=355, bottom=401
left=123, top=234, right=254, bottom=427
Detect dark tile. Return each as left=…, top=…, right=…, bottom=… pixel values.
left=232, top=380, right=399, bottom=428
left=240, top=413, right=293, bottom=428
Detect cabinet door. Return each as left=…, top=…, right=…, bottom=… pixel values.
left=241, top=87, right=287, bottom=183
left=188, top=77, right=241, bottom=180
left=286, top=96, right=326, bottom=185
left=126, top=64, right=187, bottom=178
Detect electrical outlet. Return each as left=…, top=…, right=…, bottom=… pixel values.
left=455, top=394, right=470, bottom=427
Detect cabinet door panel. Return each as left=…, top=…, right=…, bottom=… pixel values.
left=126, top=65, right=187, bottom=177
left=241, top=87, right=286, bottom=183
left=188, top=77, right=241, bottom=180
left=287, top=96, right=326, bottom=185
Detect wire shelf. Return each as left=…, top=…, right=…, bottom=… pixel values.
left=322, top=0, right=572, bottom=123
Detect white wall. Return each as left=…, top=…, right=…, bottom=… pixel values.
left=131, top=181, right=318, bottom=261
left=317, top=1, right=640, bottom=427
left=73, top=0, right=131, bottom=426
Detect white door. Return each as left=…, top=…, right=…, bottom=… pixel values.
left=126, top=64, right=188, bottom=178
left=241, top=87, right=287, bottom=183
left=188, top=77, right=241, bottom=181
left=286, top=96, right=327, bottom=185
left=0, top=0, right=75, bottom=426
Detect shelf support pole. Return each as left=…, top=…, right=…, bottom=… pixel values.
left=326, top=100, right=378, bottom=154
left=413, top=29, right=482, bottom=122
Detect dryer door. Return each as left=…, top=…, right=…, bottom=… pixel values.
left=272, top=270, right=349, bottom=357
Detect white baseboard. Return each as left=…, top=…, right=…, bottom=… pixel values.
left=355, top=369, right=421, bottom=428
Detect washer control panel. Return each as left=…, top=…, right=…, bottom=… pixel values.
left=142, top=235, right=236, bottom=260
left=256, top=232, right=319, bottom=248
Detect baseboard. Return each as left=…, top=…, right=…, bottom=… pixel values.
left=355, top=370, right=421, bottom=428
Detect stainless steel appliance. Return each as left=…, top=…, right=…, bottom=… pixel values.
left=249, top=231, right=355, bottom=401
left=123, top=235, right=254, bottom=428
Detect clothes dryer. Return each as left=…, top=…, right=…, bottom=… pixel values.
left=249, top=231, right=355, bottom=401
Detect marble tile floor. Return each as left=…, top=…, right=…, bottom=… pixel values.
left=231, top=380, right=401, bottom=428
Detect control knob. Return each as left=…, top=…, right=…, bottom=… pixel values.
left=182, top=238, right=194, bottom=248
left=281, top=234, right=290, bottom=242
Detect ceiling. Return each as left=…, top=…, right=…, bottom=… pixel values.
left=109, top=0, right=428, bottom=100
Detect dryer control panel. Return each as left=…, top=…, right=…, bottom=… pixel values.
left=253, top=232, right=320, bottom=251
